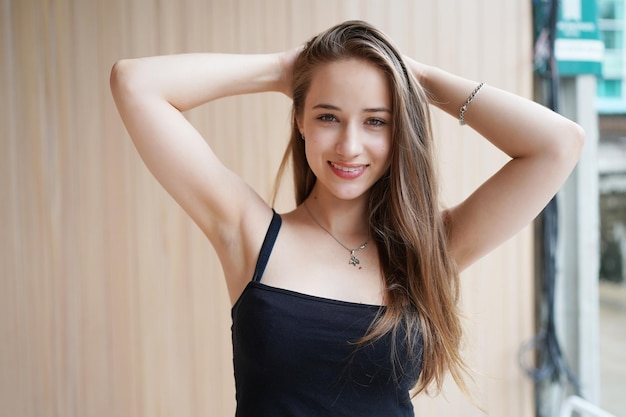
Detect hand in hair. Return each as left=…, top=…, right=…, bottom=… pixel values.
left=277, top=46, right=303, bottom=98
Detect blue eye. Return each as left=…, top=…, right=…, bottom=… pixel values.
left=317, top=114, right=337, bottom=123
left=367, top=118, right=386, bottom=126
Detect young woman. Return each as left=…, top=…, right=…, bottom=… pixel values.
left=110, top=20, right=583, bottom=416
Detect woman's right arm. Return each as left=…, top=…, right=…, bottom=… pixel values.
left=110, top=53, right=291, bottom=297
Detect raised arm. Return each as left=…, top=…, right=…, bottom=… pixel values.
left=110, top=52, right=294, bottom=300
left=405, top=58, right=585, bottom=271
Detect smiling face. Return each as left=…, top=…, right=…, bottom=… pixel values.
left=297, top=58, right=392, bottom=203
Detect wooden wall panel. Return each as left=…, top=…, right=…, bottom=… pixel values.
left=1, top=0, right=534, bottom=416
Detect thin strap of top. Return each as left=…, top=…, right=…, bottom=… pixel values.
left=251, top=210, right=282, bottom=283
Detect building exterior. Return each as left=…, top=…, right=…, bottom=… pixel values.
left=598, top=0, right=626, bottom=284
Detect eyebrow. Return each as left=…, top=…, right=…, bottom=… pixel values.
left=312, top=103, right=391, bottom=114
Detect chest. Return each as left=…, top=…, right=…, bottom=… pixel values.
left=260, top=226, right=385, bottom=305
left=232, top=283, right=421, bottom=390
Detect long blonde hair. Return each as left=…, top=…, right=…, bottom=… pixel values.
left=274, top=20, right=469, bottom=396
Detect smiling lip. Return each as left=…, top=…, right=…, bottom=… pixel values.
left=328, top=161, right=368, bottom=179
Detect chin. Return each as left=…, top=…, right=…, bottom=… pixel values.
left=329, top=187, right=371, bottom=202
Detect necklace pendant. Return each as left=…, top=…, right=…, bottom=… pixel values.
left=349, top=250, right=360, bottom=267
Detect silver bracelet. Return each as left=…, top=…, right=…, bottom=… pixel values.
left=459, top=82, right=485, bottom=126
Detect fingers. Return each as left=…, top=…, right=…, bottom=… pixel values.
left=277, top=46, right=304, bottom=97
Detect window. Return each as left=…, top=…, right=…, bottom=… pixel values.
left=597, top=0, right=626, bottom=113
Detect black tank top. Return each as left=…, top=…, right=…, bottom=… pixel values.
left=231, top=211, right=422, bottom=416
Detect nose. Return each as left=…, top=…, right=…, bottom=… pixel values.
left=335, top=123, right=363, bottom=158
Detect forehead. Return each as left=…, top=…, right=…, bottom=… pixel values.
left=304, top=59, right=391, bottom=110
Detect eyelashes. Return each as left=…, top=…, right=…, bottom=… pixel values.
left=315, top=113, right=388, bottom=127
left=317, top=113, right=337, bottom=123
left=367, top=118, right=386, bottom=127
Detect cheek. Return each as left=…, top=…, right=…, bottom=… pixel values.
left=305, top=128, right=336, bottom=151
left=378, top=136, right=392, bottom=164
left=303, top=136, right=323, bottom=168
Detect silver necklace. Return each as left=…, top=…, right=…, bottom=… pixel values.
left=303, top=201, right=369, bottom=267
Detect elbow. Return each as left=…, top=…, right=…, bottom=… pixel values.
left=110, top=59, right=128, bottom=99
left=109, top=58, right=142, bottom=100
left=565, top=120, right=586, bottom=164
left=571, top=121, right=586, bottom=156
left=548, top=119, right=585, bottom=169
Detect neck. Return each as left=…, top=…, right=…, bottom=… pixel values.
left=303, top=192, right=370, bottom=240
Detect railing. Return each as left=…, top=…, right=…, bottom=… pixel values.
left=559, top=396, right=619, bottom=417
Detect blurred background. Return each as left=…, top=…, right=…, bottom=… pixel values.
left=0, top=0, right=623, bottom=416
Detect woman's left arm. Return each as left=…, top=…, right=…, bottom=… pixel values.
left=406, top=58, right=585, bottom=271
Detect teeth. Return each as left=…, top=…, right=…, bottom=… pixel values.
left=331, top=162, right=364, bottom=172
